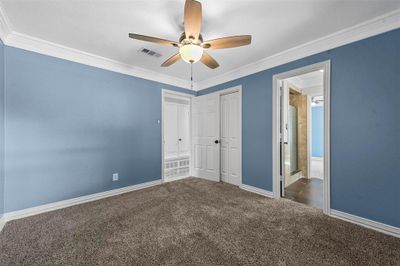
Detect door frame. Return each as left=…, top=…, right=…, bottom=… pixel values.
left=217, top=85, right=242, bottom=185
left=161, top=89, right=194, bottom=183
left=272, top=61, right=331, bottom=214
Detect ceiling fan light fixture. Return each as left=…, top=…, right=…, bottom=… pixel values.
left=179, top=44, right=203, bottom=64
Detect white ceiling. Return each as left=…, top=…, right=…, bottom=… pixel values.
left=286, top=70, right=323, bottom=90
left=1, top=0, right=400, bottom=84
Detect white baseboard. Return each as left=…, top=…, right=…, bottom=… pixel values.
left=163, top=175, right=189, bottom=183
left=196, top=176, right=220, bottom=182
left=0, top=215, right=5, bottom=233
left=330, top=209, right=400, bottom=238
left=240, top=184, right=274, bottom=198
left=4, top=179, right=162, bottom=223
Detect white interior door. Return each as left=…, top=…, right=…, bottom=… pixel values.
left=192, top=93, right=220, bottom=181
left=280, top=80, right=289, bottom=196
left=178, top=104, right=190, bottom=157
left=220, top=92, right=241, bottom=185
left=164, top=102, right=179, bottom=159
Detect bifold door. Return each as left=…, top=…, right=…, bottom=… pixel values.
left=191, top=93, right=220, bottom=181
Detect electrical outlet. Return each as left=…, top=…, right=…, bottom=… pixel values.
left=112, top=173, right=118, bottom=181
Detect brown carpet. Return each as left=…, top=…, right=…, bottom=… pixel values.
left=0, top=178, right=399, bottom=265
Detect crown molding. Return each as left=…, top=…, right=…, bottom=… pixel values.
left=0, top=3, right=399, bottom=91
left=0, top=1, right=12, bottom=42
left=5, top=32, right=194, bottom=89
left=0, top=2, right=194, bottom=89
left=196, top=9, right=400, bottom=91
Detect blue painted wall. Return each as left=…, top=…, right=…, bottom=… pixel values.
left=198, top=29, right=400, bottom=227
left=311, top=106, right=323, bottom=157
left=4, top=46, right=194, bottom=212
left=0, top=40, right=4, bottom=216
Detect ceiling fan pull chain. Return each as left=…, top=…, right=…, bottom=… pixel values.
left=191, top=63, right=194, bottom=90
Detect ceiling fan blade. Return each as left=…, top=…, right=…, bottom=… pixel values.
left=202, top=35, right=252, bottom=49
left=161, top=53, right=181, bottom=67
left=129, top=33, right=179, bottom=47
left=184, top=0, right=202, bottom=41
left=200, top=52, right=219, bottom=69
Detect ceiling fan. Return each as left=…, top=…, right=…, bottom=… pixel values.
left=128, top=0, right=252, bottom=69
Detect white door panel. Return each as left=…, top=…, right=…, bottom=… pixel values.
left=194, top=144, right=202, bottom=169
left=164, top=103, right=179, bottom=159
left=178, top=105, right=190, bottom=156
left=220, top=92, right=241, bottom=185
left=280, top=81, right=289, bottom=196
left=191, top=93, right=220, bottom=180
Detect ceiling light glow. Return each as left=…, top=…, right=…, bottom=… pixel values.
left=179, top=44, right=204, bottom=64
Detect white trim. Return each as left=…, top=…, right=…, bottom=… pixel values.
left=5, top=32, right=193, bottom=89
left=0, top=215, right=5, bottom=233
left=163, top=175, right=189, bottom=183
left=272, top=61, right=331, bottom=215
left=239, top=184, right=274, bottom=198
left=0, top=4, right=398, bottom=91
left=330, top=209, right=400, bottom=238
left=3, top=179, right=162, bottom=222
left=196, top=9, right=400, bottom=90
left=198, top=175, right=220, bottom=182
left=0, top=2, right=194, bottom=89
left=0, top=1, right=12, bottom=42
left=161, top=89, right=193, bottom=183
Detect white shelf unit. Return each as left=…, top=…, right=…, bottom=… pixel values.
left=164, top=156, right=190, bottom=179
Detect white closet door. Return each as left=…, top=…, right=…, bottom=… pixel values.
left=192, top=93, right=220, bottom=181
left=178, top=104, right=190, bottom=157
left=220, top=95, right=229, bottom=182
left=220, top=92, right=241, bottom=185
left=164, top=103, right=179, bottom=159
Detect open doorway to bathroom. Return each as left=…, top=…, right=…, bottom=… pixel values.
left=273, top=61, right=330, bottom=213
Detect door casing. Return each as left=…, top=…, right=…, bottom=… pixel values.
left=272, top=61, right=331, bottom=214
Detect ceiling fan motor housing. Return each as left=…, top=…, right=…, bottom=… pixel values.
left=179, top=32, right=203, bottom=45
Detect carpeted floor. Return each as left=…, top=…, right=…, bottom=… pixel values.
left=0, top=178, right=399, bottom=265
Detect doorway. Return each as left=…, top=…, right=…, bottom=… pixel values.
left=162, top=90, right=192, bottom=182
left=272, top=61, right=330, bottom=214
left=191, top=86, right=242, bottom=185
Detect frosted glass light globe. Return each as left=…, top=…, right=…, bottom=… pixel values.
left=179, top=44, right=204, bottom=64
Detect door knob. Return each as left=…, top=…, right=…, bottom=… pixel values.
left=215, top=140, right=219, bottom=144
left=178, top=138, right=182, bottom=141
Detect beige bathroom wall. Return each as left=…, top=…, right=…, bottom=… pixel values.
left=289, top=84, right=308, bottom=179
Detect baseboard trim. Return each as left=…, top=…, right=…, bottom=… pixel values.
left=240, top=184, right=274, bottom=198
left=4, top=179, right=163, bottom=223
left=330, top=209, right=400, bottom=238
left=195, top=176, right=220, bottom=182
left=163, top=175, right=189, bottom=183
left=0, top=215, right=5, bottom=233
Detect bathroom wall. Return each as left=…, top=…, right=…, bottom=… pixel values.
left=312, top=106, right=324, bottom=157
left=289, top=86, right=308, bottom=178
